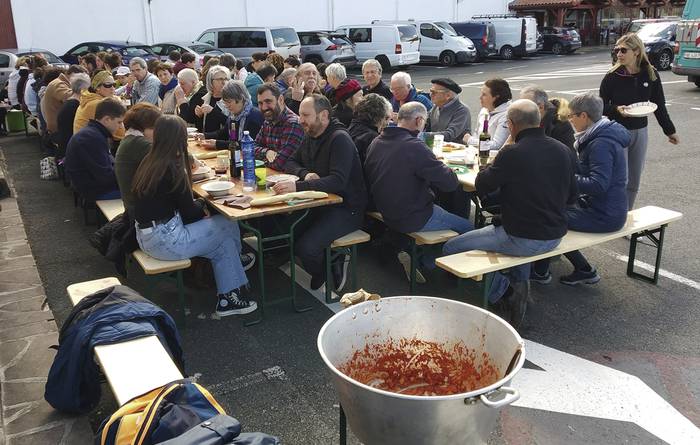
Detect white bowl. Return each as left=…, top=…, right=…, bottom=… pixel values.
left=191, top=166, right=210, bottom=181
left=201, top=181, right=235, bottom=197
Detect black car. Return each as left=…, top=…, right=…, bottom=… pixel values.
left=636, top=21, right=677, bottom=70
left=540, top=27, right=581, bottom=55
left=449, top=21, right=497, bottom=61
left=61, top=41, right=158, bottom=65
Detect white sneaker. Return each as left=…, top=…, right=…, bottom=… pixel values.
left=397, top=251, right=426, bottom=284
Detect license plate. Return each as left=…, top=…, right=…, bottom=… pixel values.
left=684, top=52, right=700, bottom=59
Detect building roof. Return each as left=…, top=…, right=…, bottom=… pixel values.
left=510, top=0, right=580, bottom=9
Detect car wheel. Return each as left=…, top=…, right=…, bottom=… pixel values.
left=552, top=43, right=563, bottom=55
left=695, top=80, right=700, bottom=88
left=500, top=45, right=514, bottom=60
left=657, top=49, right=673, bottom=71
left=439, top=51, right=456, bottom=66
left=376, top=55, right=391, bottom=72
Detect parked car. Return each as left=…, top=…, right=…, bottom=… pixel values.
left=449, top=21, right=498, bottom=61
left=625, top=17, right=680, bottom=33
left=637, top=21, right=677, bottom=70
left=0, top=48, right=68, bottom=87
left=471, top=15, right=538, bottom=59
left=539, top=27, right=582, bottom=55
left=196, top=27, right=301, bottom=63
left=150, top=41, right=223, bottom=68
left=536, top=30, right=544, bottom=51
left=334, top=24, right=421, bottom=70
left=297, top=31, right=357, bottom=66
left=61, top=41, right=158, bottom=65
left=672, top=0, right=700, bottom=87
left=373, top=20, right=476, bottom=66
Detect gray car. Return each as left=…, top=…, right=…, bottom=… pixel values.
left=150, top=41, right=223, bottom=68
left=297, top=31, right=357, bottom=66
left=0, top=48, right=68, bottom=88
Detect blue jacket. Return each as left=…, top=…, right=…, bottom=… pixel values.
left=64, top=120, right=119, bottom=199
left=390, top=85, right=433, bottom=112
left=45, top=285, right=183, bottom=414
left=244, top=73, right=263, bottom=106
left=575, top=119, right=630, bottom=227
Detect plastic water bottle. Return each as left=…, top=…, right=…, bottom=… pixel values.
left=241, top=131, right=256, bottom=192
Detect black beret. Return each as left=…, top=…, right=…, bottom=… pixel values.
left=430, top=77, right=462, bottom=95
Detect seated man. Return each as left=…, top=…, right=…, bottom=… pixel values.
left=364, top=102, right=472, bottom=283
left=255, top=84, right=305, bottom=171
left=443, top=99, right=577, bottom=329
left=64, top=98, right=126, bottom=200
left=283, top=62, right=321, bottom=115
left=361, top=59, right=392, bottom=101
left=425, top=78, right=471, bottom=143
left=389, top=71, right=432, bottom=113
left=273, top=94, right=367, bottom=292
left=520, top=84, right=575, bottom=150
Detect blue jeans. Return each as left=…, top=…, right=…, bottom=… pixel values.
left=135, top=213, right=247, bottom=294
left=96, top=189, right=121, bottom=200
left=418, top=205, right=473, bottom=269
left=443, top=225, right=561, bottom=303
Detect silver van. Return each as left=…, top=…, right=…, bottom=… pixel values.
left=196, top=27, right=301, bottom=63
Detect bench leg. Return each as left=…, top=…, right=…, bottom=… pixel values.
left=482, top=273, right=494, bottom=309
left=289, top=211, right=312, bottom=313
left=339, top=404, right=347, bottom=445
left=409, top=241, right=418, bottom=293
left=240, top=222, right=264, bottom=327
left=350, top=245, right=358, bottom=290
left=627, top=225, right=666, bottom=285
left=175, top=270, right=186, bottom=327
left=324, top=247, right=334, bottom=304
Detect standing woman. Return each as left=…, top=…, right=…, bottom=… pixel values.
left=599, top=33, right=679, bottom=209
left=131, top=115, right=257, bottom=317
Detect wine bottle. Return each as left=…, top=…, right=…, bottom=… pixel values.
left=478, top=116, right=491, bottom=168
left=228, top=121, right=241, bottom=178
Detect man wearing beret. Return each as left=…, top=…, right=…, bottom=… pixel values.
left=425, top=78, right=471, bottom=143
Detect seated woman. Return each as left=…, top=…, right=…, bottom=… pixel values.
left=155, top=63, right=178, bottom=115
left=245, top=63, right=277, bottom=106
left=199, top=80, right=264, bottom=149
left=131, top=115, right=256, bottom=317
left=73, top=71, right=125, bottom=140
left=173, top=68, right=201, bottom=119
left=463, top=78, right=512, bottom=151
left=531, top=92, right=629, bottom=285
left=178, top=65, right=230, bottom=133
left=55, top=73, right=90, bottom=158
left=114, top=103, right=162, bottom=216
left=332, top=79, right=364, bottom=127
left=347, top=93, right=392, bottom=165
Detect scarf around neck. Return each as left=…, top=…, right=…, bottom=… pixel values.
left=158, top=76, right=178, bottom=100
left=574, top=117, right=610, bottom=151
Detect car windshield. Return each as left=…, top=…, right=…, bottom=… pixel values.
left=18, top=51, right=62, bottom=64
left=637, top=22, right=675, bottom=40
left=189, top=44, right=214, bottom=53
left=123, top=46, right=154, bottom=57
left=271, top=28, right=300, bottom=47
left=436, top=22, right=458, bottom=36
left=330, top=36, right=351, bottom=46
left=398, top=25, right=419, bottom=42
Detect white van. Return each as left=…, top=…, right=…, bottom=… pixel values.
left=196, top=27, right=301, bottom=63
left=471, top=15, right=538, bottom=59
left=334, top=24, right=420, bottom=70
left=373, top=20, right=477, bottom=66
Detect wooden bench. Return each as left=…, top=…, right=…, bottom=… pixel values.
left=367, top=211, right=458, bottom=292
left=324, top=230, right=371, bottom=303
left=435, top=206, right=683, bottom=307
left=67, top=277, right=184, bottom=406
left=94, top=199, right=191, bottom=322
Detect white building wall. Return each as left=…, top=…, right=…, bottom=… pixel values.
left=11, top=0, right=510, bottom=55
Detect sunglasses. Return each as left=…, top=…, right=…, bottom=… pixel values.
left=613, top=47, right=628, bottom=54
left=100, top=83, right=115, bottom=88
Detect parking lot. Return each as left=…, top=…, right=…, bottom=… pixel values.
left=1, top=48, right=699, bottom=444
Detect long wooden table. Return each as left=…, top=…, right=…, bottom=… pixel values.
left=188, top=140, right=343, bottom=325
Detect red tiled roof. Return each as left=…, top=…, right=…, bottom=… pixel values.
left=510, top=0, right=579, bottom=9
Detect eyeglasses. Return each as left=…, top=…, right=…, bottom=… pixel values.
left=429, top=89, right=448, bottom=95
left=100, top=83, right=115, bottom=88
left=213, top=77, right=228, bottom=82
left=613, top=47, right=628, bottom=54
left=567, top=112, right=581, bottom=119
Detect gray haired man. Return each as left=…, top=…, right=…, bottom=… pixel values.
left=425, top=77, right=471, bottom=143
left=520, top=84, right=574, bottom=150
left=129, top=57, right=160, bottom=105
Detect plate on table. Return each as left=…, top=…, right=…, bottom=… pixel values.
left=624, top=102, right=657, bottom=117
left=191, top=165, right=211, bottom=181
left=442, top=142, right=466, bottom=152
left=266, top=174, right=299, bottom=186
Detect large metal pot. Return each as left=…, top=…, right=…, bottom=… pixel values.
left=317, top=296, right=525, bottom=445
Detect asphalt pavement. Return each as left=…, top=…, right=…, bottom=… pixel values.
left=0, top=48, right=698, bottom=444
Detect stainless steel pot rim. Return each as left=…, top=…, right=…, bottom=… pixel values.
left=317, top=295, right=526, bottom=402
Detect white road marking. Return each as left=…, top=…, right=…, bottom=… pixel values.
left=459, top=63, right=611, bottom=87
left=514, top=340, right=700, bottom=445
left=596, top=247, right=700, bottom=291
left=204, top=366, right=288, bottom=397
left=662, top=80, right=691, bottom=84
left=692, top=107, right=700, bottom=111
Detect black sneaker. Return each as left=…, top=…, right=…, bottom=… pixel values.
left=331, top=254, right=349, bottom=292
left=560, top=268, right=600, bottom=286
left=530, top=269, right=552, bottom=284
left=310, top=274, right=325, bottom=291
left=215, top=289, right=257, bottom=317
left=240, top=252, right=256, bottom=271
left=506, top=281, right=529, bottom=330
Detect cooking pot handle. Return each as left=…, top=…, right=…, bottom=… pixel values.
left=479, top=386, right=520, bottom=409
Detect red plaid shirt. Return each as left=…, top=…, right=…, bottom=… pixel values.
left=254, top=107, right=305, bottom=171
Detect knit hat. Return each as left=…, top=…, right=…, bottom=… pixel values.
left=335, top=79, right=362, bottom=103
left=91, top=70, right=114, bottom=90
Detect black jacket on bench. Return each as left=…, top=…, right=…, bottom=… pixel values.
left=476, top=127, right=578, bottom=240
left=45, top=285, right=183, bottom=414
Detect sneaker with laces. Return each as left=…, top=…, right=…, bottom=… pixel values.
left=560, top=268, right=601, bottom=286
left=240, top=252, right=256, bottom=271
left=530, top=269, right=552, bottom=284
left=215, top=289, right=257, bottom=317
left=331, top=254, right=349, bottom=292
left=397, top=251, right=426, bottom=284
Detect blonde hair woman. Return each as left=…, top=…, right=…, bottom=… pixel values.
left=599, top=33, right=678, bottom=209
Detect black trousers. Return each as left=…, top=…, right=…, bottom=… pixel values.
left=295, top=206, right=364, bottom=279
